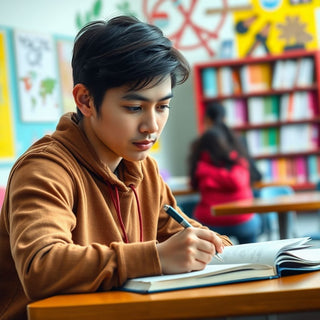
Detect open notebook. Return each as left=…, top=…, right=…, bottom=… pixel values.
left=122, top=237, right=320, bottom=293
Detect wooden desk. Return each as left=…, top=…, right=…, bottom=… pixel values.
left=27, top=271, right=320, bottom=320
left=171, top=180, right=294, bottom=197
left=211, top=190, right=320, bottom=239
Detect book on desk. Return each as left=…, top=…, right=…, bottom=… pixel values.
left=122, top=237, right=320, bottom=293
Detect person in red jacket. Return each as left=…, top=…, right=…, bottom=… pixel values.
left=188, top=102, right=262, bottom=244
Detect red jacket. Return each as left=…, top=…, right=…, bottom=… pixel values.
left=193, top=154, right=254, bottom=227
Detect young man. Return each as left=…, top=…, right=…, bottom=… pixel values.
left=0, top=16, right=231, bottom=319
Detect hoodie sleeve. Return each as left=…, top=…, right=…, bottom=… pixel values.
left=6, top=154, right=163, bottom=301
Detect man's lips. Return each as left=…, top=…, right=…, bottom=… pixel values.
left=132, top=140, right=155, bottom=150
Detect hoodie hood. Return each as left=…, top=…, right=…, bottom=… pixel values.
left=50, top=112, right=144, bottom=192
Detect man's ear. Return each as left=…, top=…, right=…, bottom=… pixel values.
left=73, top=83, right=94, bottom=117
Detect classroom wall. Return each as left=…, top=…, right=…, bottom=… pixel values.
left=1, top=0, right=319, bottom=185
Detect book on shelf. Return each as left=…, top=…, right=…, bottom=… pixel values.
left=296, top=57, right=314, bottom=87
left=282, top=59, right=298, bottom=89
left=272, top=57, right=314, bottom=90
left=272, top=59, right=285, bottom=90
left=201, top=67, right=218, bottom=98
left=240, top=63, right=271, bottom=93
left=279, top=124, right=318, bottom=153
left=247, top=97, right=265, bottom=124
left=256, top=156, right=311, bottom=185
left=256, top=159, right=273, bottom=182
left=231, top=68, right=242, bottom=94
left=247, top=96, right=279, bottom=124
left=217, top=66, right=233, bottom=96
left=308, top=155, right=320, bottom=183
left=277, top=158, right=287, bottom=181
left=272, top=59, right=298, bottom=90
left=280, top=91, right=315, bottom=121
left=121, top=237, right=320, bottom=293
left=296, top=156, right=308, bottom=183
left=224, top=98, right=246, bottom=127
left=246, top=128, right=279, bottom=156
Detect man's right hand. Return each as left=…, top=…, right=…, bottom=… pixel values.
left=156, top=227, right=224, bottom=274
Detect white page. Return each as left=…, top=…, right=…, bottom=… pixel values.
left=279, top=248, right=320, bottom=264
left=128, top=264, right=257, bottom=283
left=210, top=238, right=310, bottom=266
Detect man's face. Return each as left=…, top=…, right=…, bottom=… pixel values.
left=84, top=76, right=172, bottom=170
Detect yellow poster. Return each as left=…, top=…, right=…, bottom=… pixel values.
left=0, top=30, right=15, bottom=159
left=234, top=0, right=319, bottom=57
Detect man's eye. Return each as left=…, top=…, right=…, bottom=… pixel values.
left=125, top=106, right=141, bottom=112
left=157, top=104, right=171, bottom=111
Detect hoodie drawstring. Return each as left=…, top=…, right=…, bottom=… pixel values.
left=129, top=184, right=143, bottom=242
left=107, top=184, right=143, bottom=243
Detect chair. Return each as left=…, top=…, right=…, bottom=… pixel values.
left=259, top=185, right=296, bottom=240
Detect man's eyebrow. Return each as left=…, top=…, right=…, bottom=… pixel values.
left=121, top=92, right=173, bottom=101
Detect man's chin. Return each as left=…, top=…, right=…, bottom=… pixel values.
left=124, top=152, right=149, bottom=162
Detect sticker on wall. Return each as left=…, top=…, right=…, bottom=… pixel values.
left=234, top=0, right=318, bottom=57
left=14, top=30, right=61, bottom=122
left=277, top=15, right=313, bottom=51
left=0, top=29, right=15, bottom=159
left=259, top=0, right=283, bottom=11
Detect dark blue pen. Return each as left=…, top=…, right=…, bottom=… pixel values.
left=163, top=204, right=223, bottom=261
left=163, top=204, right=192, bottom=228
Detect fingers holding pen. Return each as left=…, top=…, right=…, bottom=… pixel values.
left=192, top=228, right=224, bottom=256
left=157, top=227, right=223, bottom=274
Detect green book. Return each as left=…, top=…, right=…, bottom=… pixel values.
left=268, top=128, right=278, bottom=154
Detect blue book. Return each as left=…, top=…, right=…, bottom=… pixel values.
left=201, top=67, right=217, bottom=98
left=308, top=155, right=319, bottom=183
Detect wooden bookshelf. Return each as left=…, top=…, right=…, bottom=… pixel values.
left=193, top=50, right=320, bottom=190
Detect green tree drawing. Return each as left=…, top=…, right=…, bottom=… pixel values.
left=75, top=0, right=103, bottom=30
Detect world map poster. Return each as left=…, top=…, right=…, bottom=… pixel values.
left=14, top=30, right=61, bottom=122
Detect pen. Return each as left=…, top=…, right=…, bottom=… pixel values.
left=163, top=204, right=223, bottom=262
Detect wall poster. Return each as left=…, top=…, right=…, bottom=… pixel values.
left=0, top=28, right=15, bottom=159
left=14, top=30, right=61, bottom=122
left=234, top=0, right=319, bottom=57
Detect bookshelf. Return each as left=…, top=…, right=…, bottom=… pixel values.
left=193, top=50, right=320, bottom=190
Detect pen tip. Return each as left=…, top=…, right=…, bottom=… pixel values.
left=163, top=204, right=169, bottom=211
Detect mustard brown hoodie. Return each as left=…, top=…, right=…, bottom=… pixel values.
left=0, top=113, right=231, bottom=319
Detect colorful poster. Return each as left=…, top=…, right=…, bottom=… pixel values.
left=142, top=0, right=243, bottom=61
left=56, top=37, right=75, bottom=113
left=14, top=30, right=61, bottom=122
left=0, top=29, right=15, bottom=159
left=234, top=0, right=319, bottom=57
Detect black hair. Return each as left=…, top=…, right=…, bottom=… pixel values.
left=72, top=15, right=190, bottom=118
left=188, top=102, right=248, bottom=189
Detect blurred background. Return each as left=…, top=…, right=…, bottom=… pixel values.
left=2, top=0, right=319, bottom=186
left=2, top=2, right=320, bottom=246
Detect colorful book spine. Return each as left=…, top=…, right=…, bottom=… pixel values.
left=202, top=68, right=217, bottom=98
left=295, top=156, right=308, bottom=183
left=307, top=155, right=319, bottom=183
left=240, top=63, right=271, bottom=93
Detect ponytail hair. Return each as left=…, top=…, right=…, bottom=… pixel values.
left=188, top=102, right=249, bottom=189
